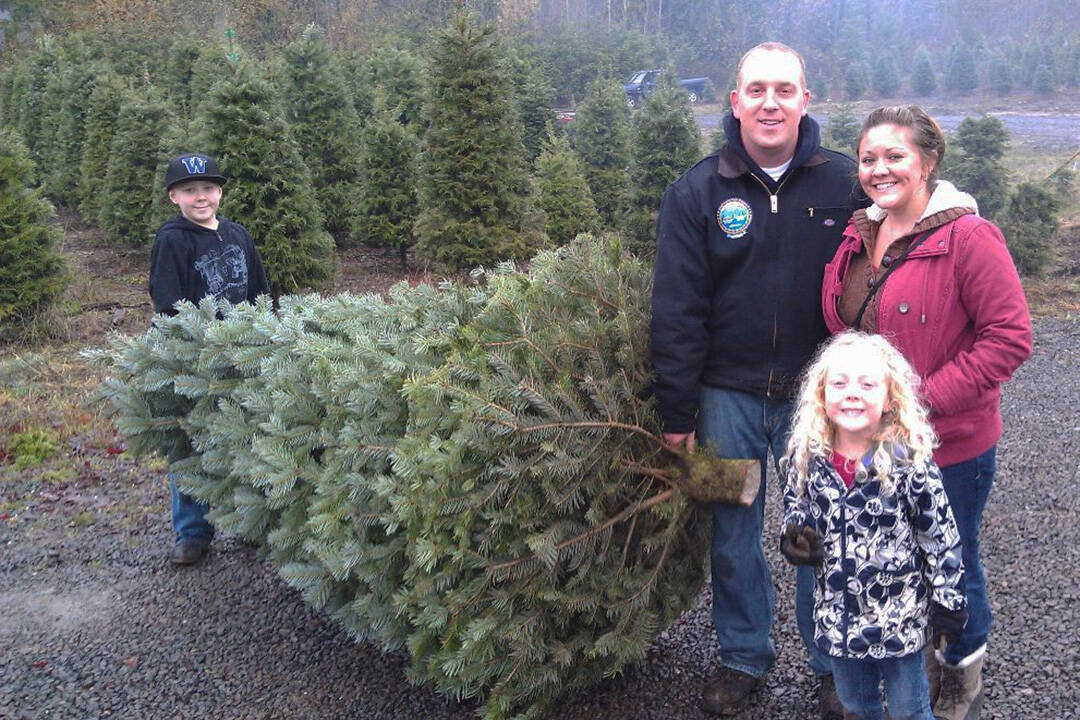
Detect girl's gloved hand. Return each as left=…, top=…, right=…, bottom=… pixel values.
left=930, top=602, right=968, bottom=646
left=779, top=524, right=824, bottom=566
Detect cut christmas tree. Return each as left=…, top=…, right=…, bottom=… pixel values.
left=94, top=235, right=749, bottom=719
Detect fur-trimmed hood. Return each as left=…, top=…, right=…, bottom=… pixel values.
left=864, top=179, right=978, bottom=224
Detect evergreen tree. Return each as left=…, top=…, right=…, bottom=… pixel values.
left=414, top=13, right=542, bottom=270
left=187, top=43, right=230, bottom=119
left=197, top=58, right=338, bottom=295
left=95, top=284, right=482, bottom=655
left=17, top=36, right=60, bottom=168
left=162, top=36, right=203, bottom=120
left=98, top=84, right=172, bottom=245
left=366, top=42, right=425, bottom=128
left=340, top=49, right=377, bottom=124
left=911, top=46, right=937, bottom=96
left=946, top=114, right=1010, bottom=220
left=945, top=42, right=979, bottom=93
left=280, top=24, right=364, bottom=245
left=509, top=52, right=556, bottom=164
left=843, top=60, right=869, bottom=99
left=77, top=72, right=127, bottom=220
left=871, top=55, right=900, bottom=97
left=354, top=96, right=420, bottom=265
left=1000, top=182, right=1058, bottom=276
left=1018, top=43, right=1043, bottom=87
left=1, top=62, right=27, bottom=131
left=1033, top=63, right=1056, bottom=94
left=44, top=38, right=101, bottom=204
left=534, top=127, right=600, bottom=245
left=0, top=129, right=67, bottom=337
left=826, top=102, right=860, bottom=154
left=97, top=235, right=724, bottom=720
left=570, top=76, right=632, bottom=229
left=1065, top=39, right=1080, bottom=88
left=625, top=70, right=701, bottom=255
left=988, top=51, right=1014, bottom=95
left=708, top=125, right=726, bottom=153
left=395, top=238, right=711, bottom=718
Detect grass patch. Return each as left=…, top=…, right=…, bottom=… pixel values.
left=36, top=466, right=77, bottom=485
left=71, top=510, right=96, bottom=527
left=0, top=346, right=118, bottom=470
left=7, top=429, right=60, bottom=470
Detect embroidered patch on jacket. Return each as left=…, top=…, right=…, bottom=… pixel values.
left=717, top=198, right=752, bottom=239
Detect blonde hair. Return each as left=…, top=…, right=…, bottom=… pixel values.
left=784, top=331, right=937, bottom=495
left=735, top=41, right=808, bottom=89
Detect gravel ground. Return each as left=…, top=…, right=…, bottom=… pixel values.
left=1, top=315, right=1077, bottom=720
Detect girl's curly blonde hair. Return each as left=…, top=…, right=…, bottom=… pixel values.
left=783, top=331, right=937, bottom=495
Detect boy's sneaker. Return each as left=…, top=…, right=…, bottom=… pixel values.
left=170, top=537, right=210, bottom=565
left=700, top=666, right=763, bottom=716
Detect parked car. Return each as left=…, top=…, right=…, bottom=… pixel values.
left=623, top=69, right=710, bottom=107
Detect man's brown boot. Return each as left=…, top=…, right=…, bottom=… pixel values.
left=817, top=674, right=847, bottom=720
left=700, top=666, right=763, bottom=716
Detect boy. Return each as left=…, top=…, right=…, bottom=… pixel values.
left=149, top=153, right=270, bottom=565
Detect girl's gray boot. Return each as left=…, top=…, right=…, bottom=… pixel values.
left=933, top=644, right=986, bottom=720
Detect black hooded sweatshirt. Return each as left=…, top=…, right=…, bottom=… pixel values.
left=650, top=114, right=861, bottom=433
left=149, top=214, right=270, bottom=316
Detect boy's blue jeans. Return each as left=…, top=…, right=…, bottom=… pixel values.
left=830, top=652, right=933, bottom=720
left=697, top=385, right=831, bottom=678
left=170, top=475, right=214, bottom=544
left=939, top=446, right=996, bottom=664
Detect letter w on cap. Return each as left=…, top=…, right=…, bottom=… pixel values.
left=181, top=156, right=207, bottom=174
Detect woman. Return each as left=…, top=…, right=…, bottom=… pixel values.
left=821, top=106, right=1032, bottom=720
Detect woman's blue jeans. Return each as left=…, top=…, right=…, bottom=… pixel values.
left=831, top=652, right=933, bottom=720
left=170, top=474, right=214, bottom=543
left=697, top=385, right=831, bottom=678
left=938, top=446, right=996, bottom=664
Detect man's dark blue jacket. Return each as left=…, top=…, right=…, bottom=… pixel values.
left=651, top=114, right=860, bottom=433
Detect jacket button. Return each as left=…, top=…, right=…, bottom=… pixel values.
left=881, top=255, right=893, bottom=268
left=898, top=302, right=910, bottom=314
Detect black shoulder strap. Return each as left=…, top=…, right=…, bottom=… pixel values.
left=852, top=229, right=935, bottom=329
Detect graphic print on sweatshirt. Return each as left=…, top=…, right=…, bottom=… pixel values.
left=195, top=244, right=248, bottom=299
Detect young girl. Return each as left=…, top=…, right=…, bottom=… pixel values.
left=780, top=331, right=967, bottom=720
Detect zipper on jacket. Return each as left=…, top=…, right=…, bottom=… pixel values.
left=839, top=493, right=850, bottom=656
left=748, top=172, right=792, bottom=214
left=752, top=169, right=791, bottom=397
left=765, top=313, right=778, bottom=397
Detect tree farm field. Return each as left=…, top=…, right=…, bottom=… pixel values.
left=1, top=103, right=1078, bottom=718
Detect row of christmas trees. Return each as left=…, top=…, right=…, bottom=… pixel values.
left=92, top=234, right=748, bottom=720
left=0, top=14, right=702, bottom=302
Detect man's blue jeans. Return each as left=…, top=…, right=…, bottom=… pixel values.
left=697, top=385, right=831, bottom=678
left=170, top=475, right=214, bottom=543
left=939, top=446, right=996, bottom=664
left=831, top=652, right=933, bottom=720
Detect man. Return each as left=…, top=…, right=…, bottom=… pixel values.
left=651, top=43, right=860, bottom=717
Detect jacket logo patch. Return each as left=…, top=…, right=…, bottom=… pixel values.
left=717, top=198, right=752, bottom=238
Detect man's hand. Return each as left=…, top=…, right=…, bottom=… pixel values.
left=779, top=524, right=825, bottom=566
left=663, top=431, right=696, bottom=453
